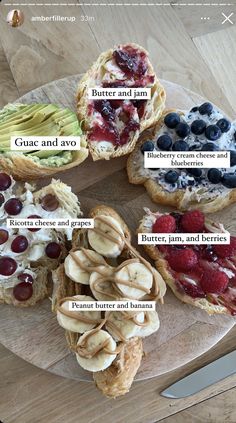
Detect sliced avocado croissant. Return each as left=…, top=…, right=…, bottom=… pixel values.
left=0, top=103, right=88, bottom=180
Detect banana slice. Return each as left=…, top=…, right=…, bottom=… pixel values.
left=64, top=249, right=106, bottom=284
left=90, top=265, right=118, bottom=301
left=115, top=262, right=153, bottom=299
left=136, top=311, right=160, bottom=338
left=57, top=295, right=101, bottom=333
left=88, top=215, right=124, bottom=258
left=76, top=329, right=117, bottom=372
left=105, top=310, right=145, bottom=341
left=106, top=309, right=160, bottom=340
left=153, top=268, right=167, bottom=299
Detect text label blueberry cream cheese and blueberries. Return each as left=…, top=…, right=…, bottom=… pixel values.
left=140, top=102, right=236, bottom=196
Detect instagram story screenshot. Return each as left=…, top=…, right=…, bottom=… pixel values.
left=0, top=1, right=236, bottom=423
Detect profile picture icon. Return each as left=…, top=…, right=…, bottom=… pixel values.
left=7, top=9, right=24, bottom=28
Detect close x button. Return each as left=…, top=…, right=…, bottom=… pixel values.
left=222, top=12, right=234, bottom=25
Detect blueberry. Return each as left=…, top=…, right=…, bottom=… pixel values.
left=230, top=150, right=236, bottom=167
left=189, top=144, right=200, bottom=151
left=188, top=180, right=195, bottom=186
left=94, top=100, right=115, bottom=121
left=234, top=132, right=236, bottom=141
left=207, top=168, right=222, bottom=184
left=190, top=106, right=199, bottom=113
left=157, top=134, right=172, bottom=150
left=164, top=170, right=179, bottom=183
left=187, top=169, right=202, bottom=178
left=199, top=102, right=213, bottom=115
left=164, top=113, right=180, bottom=129
left=216, top=118, right=231, bottom=133
left=172, top=140, right=189, bottom=151
left=191, top=119, right=206, bottom=135
left=222, top=174, right=236, bottom=188
left=170, top=212, right=182, bottom=220
left=141, top=141, right=155, bottom=154
left=175, top=122, right=190, bottom=138
left=201, top=142, right=219, bottom=151
left=205, top=125, right=222, bottom=141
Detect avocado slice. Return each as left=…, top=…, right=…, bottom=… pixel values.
left=0, top=104, right=59, bottom=136
left=60, top=121, right=81, bottom=136
left=0, top=104, right=31, bottom=124
left=0, top=105, right=46, bottom=130
left=0, top=103, right=83, bottom=167
left=29, top=149, right=64, bottom=159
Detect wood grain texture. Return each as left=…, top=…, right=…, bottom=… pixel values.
left=159, top=387, right=236, bottom=423
left=0, top=3, right=236, bottom=422
left=0, top=76, right=235, bottom=385
left=172, top=3, right=236, bottom=38
left=0, top=4, right=100, bottom=95
left=193, top=25, right=236, bottom=112
left=0, top=326, right=236, bottom=423
left=0, top=40, right=19, bottom=108
left=0, top=3, right=234, bottom=116
left=81, top=3, right=234, bottom=117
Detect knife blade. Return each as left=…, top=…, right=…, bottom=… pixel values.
left=161, top=350, right=236, bottom=398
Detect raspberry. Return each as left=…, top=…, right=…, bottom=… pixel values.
left=168, top=248, right=198, bottom=272
left=179, top=279, right=205, bottom=298
left=153, top=215, right=176, bottom=233
left=181, top=210, right=205, bottom=233
left=213, top=237, right=236, bottom=258
left=200, top=270, right=229, bottom=294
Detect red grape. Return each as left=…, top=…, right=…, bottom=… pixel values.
left=45, top=242, right=61, bottom=259
left=0, top=173, right=11, bottom=191
left=0, top=193, right=5, bottom=206
left=0, top=229, right=9, bottom=245
left=27, top=215, right=41, bottom=232
left=41, top=194, right=59, bottom=211
left=4, top=198, right=23, bottom=215
left=13, top=282, right=33, bottom=301
left=18, top=273, right=34, bottom=283
left=0, top=257, right=17, bottom=276
left=11, top=235, right=28, bottom=253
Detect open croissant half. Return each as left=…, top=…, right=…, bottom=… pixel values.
left=52, top=205, right=166, bottom=397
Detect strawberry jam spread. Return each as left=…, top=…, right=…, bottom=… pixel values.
left=151, top=210, right=236, bottom=315
left=88, top=45, right=155, bottom=147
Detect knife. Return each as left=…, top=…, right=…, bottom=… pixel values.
left=161, top=350, right=236, bottom=398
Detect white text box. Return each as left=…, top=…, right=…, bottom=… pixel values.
left=7, top=218, right=94, bottom=229
left=68, top=300, right=156, bottom=311
left=144, top=151, right=230, bottom=169
left=138, top=232, right=230, bottom=245
left=88, top=87, right=151, bottom=100
left=10, top=136, right=81, bottom=151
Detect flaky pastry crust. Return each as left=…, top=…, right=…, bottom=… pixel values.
left=0, top=180, right=81, bottom=307
left=52, top=205, right=144, bottom=397
left=77, top=43, right=166, bottom=161
left=0, top=135, right=88, bottom=181
left=93, top=337, right=143, bottom=398
left=137, top=216, right=230, bottom=315
left=127, top=110, right=236, bottom=213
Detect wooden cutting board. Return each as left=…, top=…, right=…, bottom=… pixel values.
left=0, top=76, right=235, bottom=382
